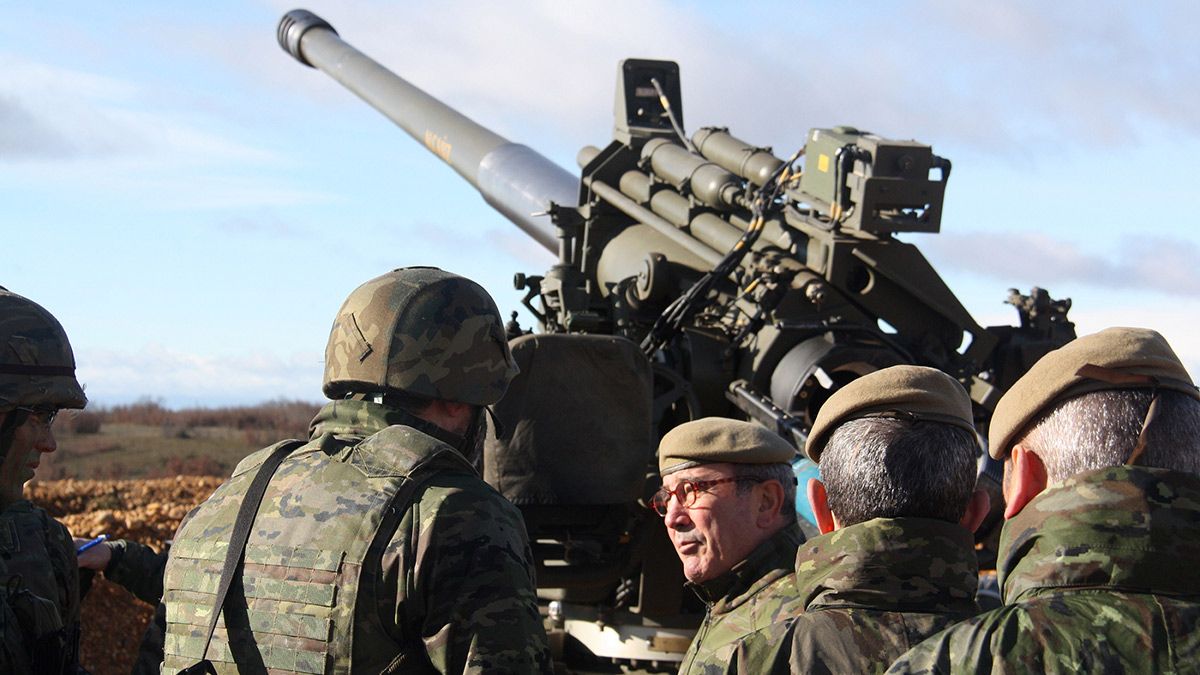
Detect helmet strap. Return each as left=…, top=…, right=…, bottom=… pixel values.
left=483, top=405, right=506, bottom=439
left=461, top=406, right=487, bottom=465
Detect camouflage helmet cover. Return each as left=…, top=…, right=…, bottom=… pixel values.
left=323, top=267, right=518, bottom=406
left=0, top=288, right=87, bottom=412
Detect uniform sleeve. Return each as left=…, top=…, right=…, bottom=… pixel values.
left=103, top=539, right=169, bottom=606
left=390, top=480, right=553, bottom=674
left=727, top=619, right=795, bottom=675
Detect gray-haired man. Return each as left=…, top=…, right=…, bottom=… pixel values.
left=729, top=365, right=988, bottom=674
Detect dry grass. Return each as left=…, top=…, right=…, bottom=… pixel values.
left=40, top=400, right=320, bottom=480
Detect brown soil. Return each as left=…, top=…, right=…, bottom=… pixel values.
left=27, top=477, right=224, bottom=675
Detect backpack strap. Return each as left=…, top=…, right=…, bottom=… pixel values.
left=179, top=439, right=305, bottom=675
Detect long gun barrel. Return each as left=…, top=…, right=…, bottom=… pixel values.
left=277, top=9, right=571, bottom=252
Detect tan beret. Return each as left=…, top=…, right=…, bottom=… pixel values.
left=658, top=417, right=796, bottom=475
left=988, top=327, right=1197, bottom=460
left=805, top=365, right=976, bottom=462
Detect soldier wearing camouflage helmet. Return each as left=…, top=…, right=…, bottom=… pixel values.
left=155, top=268, right=552, bottom=673
left=728, top=366, right=990, bottom=675
left=0, top=287, right=88, bottom=673
left=889, top=328, right=1200, bottom=674
left=653, top=417, right=805, bottom=675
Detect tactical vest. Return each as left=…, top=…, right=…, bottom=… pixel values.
left=0, top=502, right=81, bottom=674
left=162, top=425, right=472, bottom=674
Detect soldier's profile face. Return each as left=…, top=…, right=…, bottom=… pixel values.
left=0, top=411, right=56, bottom=504
left=662, top=462, right=764, bottom=583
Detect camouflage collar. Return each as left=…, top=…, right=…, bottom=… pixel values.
left=794, top=517, right=979, bottom=615
left=999, top=466, right=1200, bottom=603
left=310, top=399, right=448, bottom=440
left=689, top=525, right=803, bottom=613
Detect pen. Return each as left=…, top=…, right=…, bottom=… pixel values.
left=76, top=534, right=108, bottom=554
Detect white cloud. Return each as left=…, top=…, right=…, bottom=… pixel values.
left=250, top=0, right=1200, bottom=160
left=0, top=52, right=275, bottom=164
left=77, top=344, right=323, bottom=408
left=0, top=95, right=76, bottom=157
left=924, top=231, right=1200, bottom=297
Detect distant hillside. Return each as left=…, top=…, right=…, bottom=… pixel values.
left=41, top=400, right=321, bottom=480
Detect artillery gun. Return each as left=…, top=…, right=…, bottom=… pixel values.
left=277, top=9, right=1075, bottom=670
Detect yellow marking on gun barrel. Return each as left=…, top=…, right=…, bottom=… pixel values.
left=817, top=154, right=830, bottom=173
left=423, top=130, right=453, bottom=162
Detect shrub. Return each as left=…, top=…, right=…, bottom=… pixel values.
left=71, top=412, right=103, bottom=434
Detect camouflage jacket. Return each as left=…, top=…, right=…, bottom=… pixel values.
left=888, top=466, right=1200, bottom=674
left=0, top=556, right=27, bottom=673
left=728, top=517, right=979, bottom=675
left=156, top=399, right=552, bottom=674
left=0, top=500, right=81, bottom=674
left=678, top=525, right=805, bottom=675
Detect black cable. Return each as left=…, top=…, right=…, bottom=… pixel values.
left=640, top=148, right=802, bottom=356
left=649, top=78, right=698, bottom=154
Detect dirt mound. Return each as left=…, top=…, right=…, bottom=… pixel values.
left=27, top=476, right=223, bottom=675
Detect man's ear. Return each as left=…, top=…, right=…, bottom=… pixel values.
left=419, top=399, right=475, bottom=436
left=1003, top=444, right=1049, bottom=519
left=807, top=479, right=836, bottom=535
left=959, top=487, right=991, bottom=533
left=754, top=480, right=786, bottom=528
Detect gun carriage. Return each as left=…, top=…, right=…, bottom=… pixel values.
left=278, top=10, right=1075, bottom=669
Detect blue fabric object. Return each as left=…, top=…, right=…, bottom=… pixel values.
left=792, top=456, right=821, bottom=530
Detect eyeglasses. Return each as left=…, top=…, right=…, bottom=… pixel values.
left=15, top=406, right=59, bottom=429
left=649, top=477, right=760, bottom=516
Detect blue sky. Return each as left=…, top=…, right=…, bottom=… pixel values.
left=3, top=1, right=1198, bottom=407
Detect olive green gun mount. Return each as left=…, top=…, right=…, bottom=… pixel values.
left=279, top=9, right=1075, bottom=669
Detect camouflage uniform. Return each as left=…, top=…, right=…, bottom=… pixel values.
left=678, top=525, right=804, bottom=675
left=888, top=466, right=1200, bottom=674
left=0, top=501, right=82, bottom=673
left=155, top=398, right=552, bottom=673
left=0, top=556, right=27, bottom=672
left=728, top=517, right=978, bottom=674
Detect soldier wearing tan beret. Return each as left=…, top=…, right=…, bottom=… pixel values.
left=652, top=417, right=804, bottom=675
left=728, top=365, right=989, bottom=675
left=890, top=328, right=1200, bottom=674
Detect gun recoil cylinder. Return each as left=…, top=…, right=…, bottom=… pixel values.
left=641, top=138, right=743, bottom=210
left=692, top=128, right=784, bottom=187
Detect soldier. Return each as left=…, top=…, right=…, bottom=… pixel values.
left=726, top=366, right=988, bottom=674
left=153, top=267, right=553, bottom=673
left=652, top=417, right=805, bottom=674
left=888, top=327, right=1200, bottom=673
left=0, top=287, right=88, bottom=673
